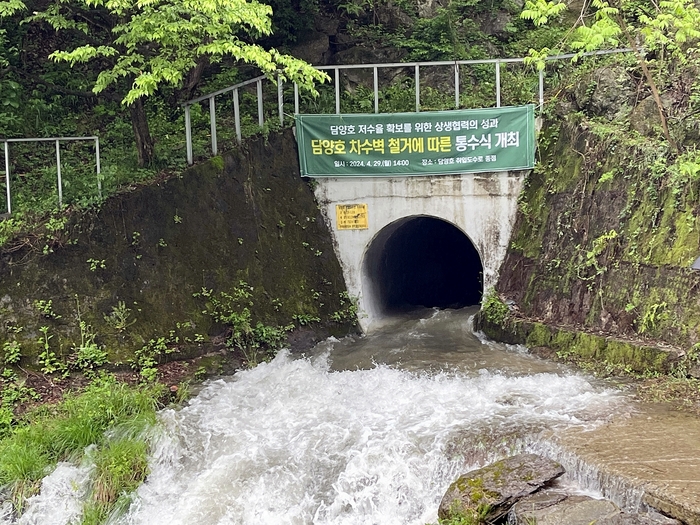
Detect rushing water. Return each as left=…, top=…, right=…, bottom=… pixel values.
left=6, top=308, right=634, bottom=525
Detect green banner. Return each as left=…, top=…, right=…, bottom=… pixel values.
left=295, top=105, right=535, bottom=177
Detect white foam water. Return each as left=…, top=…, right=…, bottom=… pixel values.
left=9, top=463, right=92, bottom=525
left=4, top=310, right=632, bottom=525
left=111, top=351, right=626, bottom=525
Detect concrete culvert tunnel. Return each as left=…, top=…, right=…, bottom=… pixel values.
left=363, top=216, right=483, bottom=316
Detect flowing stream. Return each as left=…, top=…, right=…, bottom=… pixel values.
left=6, top=308, right=636, bottom=525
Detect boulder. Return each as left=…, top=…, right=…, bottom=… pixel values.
left=573, top=65, right=635, bottom=120
left=629, top=96, right=662, bottom=136
left=509, top=490, right=682, bottom=525
left=289, top=31, right=331, bottom=66
left=475, top=10, right=515, bottom=39
left=629, top=95, right=672, bottom=138
left=314, top=14, right=339, bottom=36
left=598, top=511, right=683, bottom=524
left=508, top=491, right=619, bottom=524
left=416, top=0, right=446, bottom=18
left=438, top=454, right=565, bottom=522
left=375, top=2, right=414, bottom=31
left=332, top=46, right=410, bottom=92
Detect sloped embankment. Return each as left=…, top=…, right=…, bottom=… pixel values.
left=480, top=86, right=700, bottom=372
left=0, top=129, right=354, bottom=366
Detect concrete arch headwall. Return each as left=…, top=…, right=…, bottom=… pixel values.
left=313, top=171, right=527, bottom=332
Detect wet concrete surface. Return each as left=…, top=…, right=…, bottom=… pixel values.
left=558, top=406, right=700, bottom=525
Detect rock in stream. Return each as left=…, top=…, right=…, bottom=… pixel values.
left=438, top=453, right=565, bottom=522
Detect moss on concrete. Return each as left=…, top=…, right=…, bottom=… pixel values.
left=0, top=129, right=356, bottom=369
left=476, top=314, right=678, bottom=375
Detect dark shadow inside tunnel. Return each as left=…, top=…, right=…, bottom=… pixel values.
left=363, top=216, right=483, bottom=315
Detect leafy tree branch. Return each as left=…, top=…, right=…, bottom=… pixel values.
left=521, top=0, right=700, bottom=152
left=2, top=0, right=327, bottom=166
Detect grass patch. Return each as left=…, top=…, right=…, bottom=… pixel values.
left=0, top=374, right=165, bottom=518
left=81, top=437, right=150, bottom=525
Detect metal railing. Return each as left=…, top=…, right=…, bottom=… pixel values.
left=183, top=48, right=635, bottom=165
left=1, top=136, right=101, bottom=215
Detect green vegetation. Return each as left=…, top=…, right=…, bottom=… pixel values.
left=481, top=289, right=510, bottom=326
left=522, top=0, right=700, bottom=149
left=428, top=501, right=493, bottom=525
left=0, top=375, right=164, bottom=517
left=194, top=282, right=293, bottom=367
left=0, top=0, right=328, bottom=246
left=330, top=291, right=360, bottom=324
left=2, top=0, right=325, bottom=167
left=432, top=507, right=492, bottom=525
left=0, top=0, right=576, bottom=246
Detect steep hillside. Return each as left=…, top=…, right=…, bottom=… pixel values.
left=0, top=130, right=355, bottom=374
left=481, top=60, right=700, bottom=371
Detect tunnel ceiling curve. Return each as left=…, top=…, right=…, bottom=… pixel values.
left=363, top=216, right=483, bottom=315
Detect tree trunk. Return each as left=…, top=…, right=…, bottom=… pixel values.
left=130, top=98, right=154, bottom=167
left=617, top=15, right=678, bottom=154
left=183, top=56, right=209, bottom=101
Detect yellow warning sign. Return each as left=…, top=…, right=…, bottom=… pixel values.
left=336, top=204, right=368, bottom=230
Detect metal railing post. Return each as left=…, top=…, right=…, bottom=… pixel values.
left=335, top=68, right=340, bottom=115
left=55, top=139, right=63, bottom=208
left=95, top=137, right=102, bottom=199
left=454, top=63, right=460, bottom=109
left=278, top=75, right=284, bottom=126
left=294, top=82, right=299, bottom=115
left=209, top=96, right=217, bottom=156
left=184, top=104, right=193, bottom=165
left=4, top=141, right=10, bottom=214
left=539, top=68, right=544, bottom=111
left=233, top=89, right=242, bottom=145
left=373, top=66, right=379, bottom=113
left=496, top=60, right=501, bottom=108
left=257, top=80, right=264, bottom=127
left=415, top=65, right=420, bottom=112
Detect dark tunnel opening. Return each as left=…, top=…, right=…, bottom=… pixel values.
left=364, top=216, right=483, bottom=315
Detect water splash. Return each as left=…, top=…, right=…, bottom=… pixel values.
left=530, top=440, right=645, bottom=511
left=111, top=349, right=627, bottom=525
left=5, top=310, right=633, bottom=525
left=9, top=463, right=92, bottom=525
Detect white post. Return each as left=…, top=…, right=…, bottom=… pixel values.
left=294, top=82, right=299, bottom=115
left=278, top=75, right=284, bottom=126
left=373, top=67, right=379, bottom=113
left=454, top=63, right=460, bottom=108
left=185, top=105, right=193, bottom=165
left=539, top=68, right=544, bottom=110
left=257, top=80, right=264, bottom=127
left=95, top=137, right=102, bottom=199
left=4, top=141, right=10, bottom=214
left=209, top=96, right=217, bottom=155
left=496, top=60, right=501, bottom=108
left=56, top=139, right=63, bottom=208
left=335, top=68, right=340, bottom=115
left=415, top=65, right=420, bottom=112
left=233, top=89, right=242, bottom=145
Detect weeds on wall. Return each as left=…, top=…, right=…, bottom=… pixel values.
left=194, top=282, right=294, bottom=368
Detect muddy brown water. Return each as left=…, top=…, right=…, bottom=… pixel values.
left=7, top=308, right=698, bottom=525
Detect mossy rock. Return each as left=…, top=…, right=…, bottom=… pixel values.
left=438, top=453, right=564, bottom=523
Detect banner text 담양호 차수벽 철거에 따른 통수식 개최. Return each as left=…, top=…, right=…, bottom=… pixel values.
left=295, top=105, right=535, bottom=177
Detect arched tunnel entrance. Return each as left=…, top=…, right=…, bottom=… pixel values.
left=363, top=216, right=483, bottom=316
